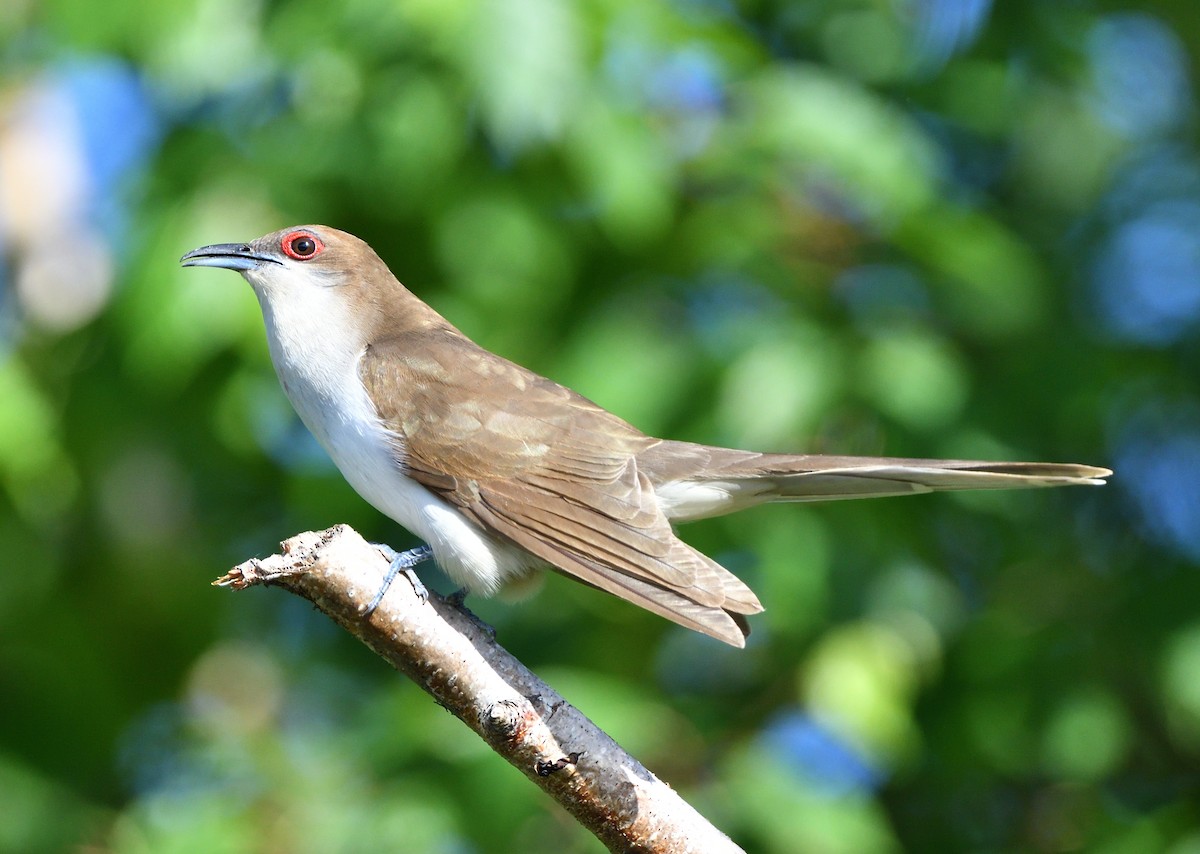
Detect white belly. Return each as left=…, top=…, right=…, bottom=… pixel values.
left=252, top=274, right=533, bottom=593
left=321, top=412, right=535, bottom=594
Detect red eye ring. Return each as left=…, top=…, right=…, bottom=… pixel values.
left=282, top=231, right=324, bottom=261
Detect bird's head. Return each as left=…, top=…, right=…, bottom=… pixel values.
left=180, top=225, right=391, bottom=291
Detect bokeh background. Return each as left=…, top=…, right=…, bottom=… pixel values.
left=2, top=0, right=1198, bottom=851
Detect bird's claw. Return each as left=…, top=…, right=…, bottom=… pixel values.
left=365, top=544, right=433, bottom=615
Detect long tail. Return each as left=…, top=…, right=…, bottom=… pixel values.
left=640, top=442, right=1111, bottom=523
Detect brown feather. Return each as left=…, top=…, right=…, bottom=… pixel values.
left=359, top=329, right=763, bottom=644
left=639, top=442, right=1110, bottom=522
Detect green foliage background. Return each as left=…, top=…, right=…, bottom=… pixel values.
left=1, top=0, right=1197, bottom=851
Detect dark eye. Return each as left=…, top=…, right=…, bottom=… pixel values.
left=282, top=231, right=324, bottom=260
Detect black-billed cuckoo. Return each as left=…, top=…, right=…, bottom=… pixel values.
left=181, top=225, right=1110, bottom=647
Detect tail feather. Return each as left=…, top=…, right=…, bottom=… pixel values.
left=640, top=442, right=1111, bottom=522
left=759, top=460, right=1110, bottom=497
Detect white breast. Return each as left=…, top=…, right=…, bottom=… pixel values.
left=249, top=271, right=533, bottom=593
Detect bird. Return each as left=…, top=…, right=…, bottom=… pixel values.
left=181, top=225, right=1110, bottom=647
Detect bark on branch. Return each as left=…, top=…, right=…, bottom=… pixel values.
left=215, top=524, right=744, bottom=854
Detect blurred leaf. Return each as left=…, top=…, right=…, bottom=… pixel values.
left=802, top=621, right=923, bottom=766
left=735, top=66, right=940, bottom=224
left=567, top=103, right=677, bottom=247
left=894, top=206, right=1048, bottom=338
left=718, top=325, right=845, bottom=448
left=1162, top=622, right=1200, bottom=754
left=0, top=357, right=76, bottom=523
left=463, top=0, right=584, bottom=151
left=0, top=755, right=99, bottom=854
left=858, top=329, right=969, bottom=431
left=1041, top=688, right=1131, bottom=782
left=723, top=742, right=899, bottom=854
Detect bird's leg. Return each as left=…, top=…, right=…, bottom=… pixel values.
left=447, top=588, right=496, bottom=640
left=365, top=544, right=433, bottom=615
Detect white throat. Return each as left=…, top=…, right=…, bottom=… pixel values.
left=247, top=268, right=534, bottom=593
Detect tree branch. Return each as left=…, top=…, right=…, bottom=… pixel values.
left=215, top=524, right=744, bottom=854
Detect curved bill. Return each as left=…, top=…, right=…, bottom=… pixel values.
left=180, top=243, right=279, bottom=272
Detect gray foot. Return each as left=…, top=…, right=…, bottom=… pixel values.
left=365, top=544, right=433, bottom=615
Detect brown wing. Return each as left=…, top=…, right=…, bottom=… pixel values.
left=358, top=327, right=762, bottom=646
